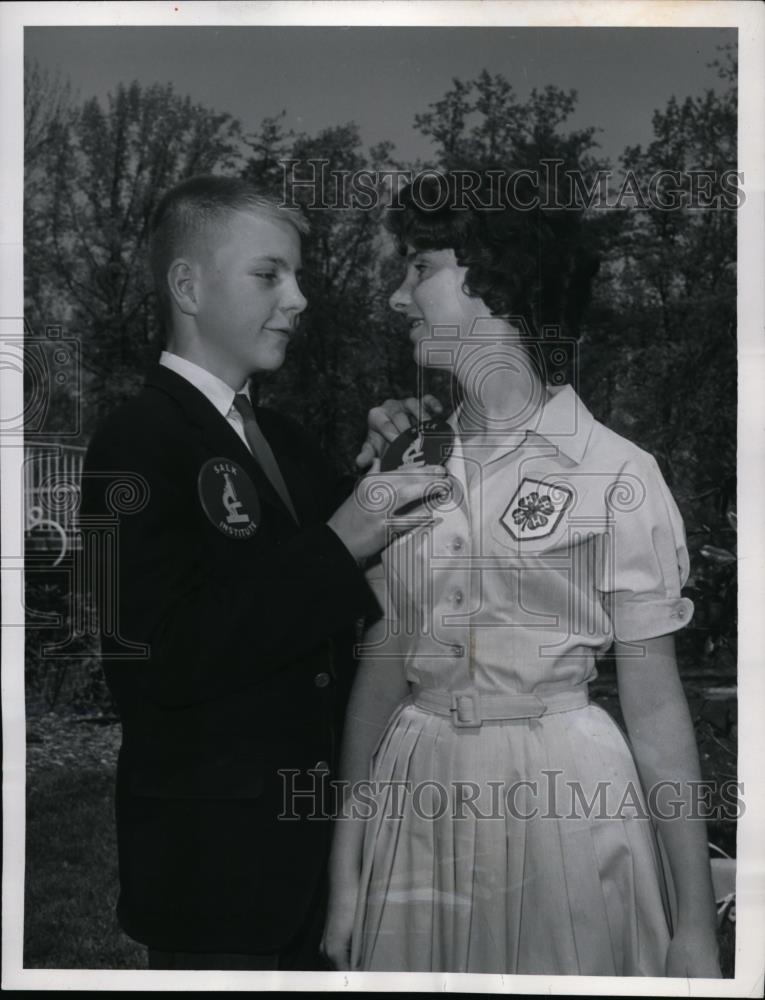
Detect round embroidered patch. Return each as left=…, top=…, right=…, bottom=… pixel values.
left=198, top=458, right=261, bottom=539
left=380, top=419, right=454, bottom=472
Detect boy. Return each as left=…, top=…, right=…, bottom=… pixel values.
left=81, top=176, right=447, bottom=970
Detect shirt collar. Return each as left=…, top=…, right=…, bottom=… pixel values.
left=447, top=384, right=593, bottom=465
left=528, top=384, right=594, bottom=463
left=159, top=351, right=251, bottom=420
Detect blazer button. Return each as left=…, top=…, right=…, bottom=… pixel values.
left=314, top=671, right=331, bottom=688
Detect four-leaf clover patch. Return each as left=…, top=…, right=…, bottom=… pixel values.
left=500, top=477, right=573, bottom=541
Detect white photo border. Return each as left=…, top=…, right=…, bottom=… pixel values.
left=2, top=1, right=763, bottom=994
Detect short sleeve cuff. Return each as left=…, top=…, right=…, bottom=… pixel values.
left=612, top=596, right=694, bottom=643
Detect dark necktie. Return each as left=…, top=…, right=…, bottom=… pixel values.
left=232, top=394, right=299, bottom=525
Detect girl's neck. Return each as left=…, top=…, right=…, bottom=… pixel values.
left=454, top=344, right=549, bottom=440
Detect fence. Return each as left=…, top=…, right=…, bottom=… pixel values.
left=24, top=444, right=86, bottom=565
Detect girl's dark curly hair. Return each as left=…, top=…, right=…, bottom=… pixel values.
left=386, top=171, right=597, bottom=341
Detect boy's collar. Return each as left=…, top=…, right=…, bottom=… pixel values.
left=159, top=351, right=251, bottom=419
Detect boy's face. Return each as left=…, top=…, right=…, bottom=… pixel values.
left=192, top=210, right=307, bottom=386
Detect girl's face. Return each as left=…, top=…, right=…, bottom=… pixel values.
left=388, top=245, right=488, bottom=371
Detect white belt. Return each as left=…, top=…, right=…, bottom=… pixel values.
left=411, top=686, right=589, bottom=728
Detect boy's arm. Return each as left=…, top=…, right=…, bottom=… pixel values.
left=616, top=634, right=722, bottom=977
left=81, top=418, right=379, bottom=709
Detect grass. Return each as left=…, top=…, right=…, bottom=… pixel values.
left=24, top=766, right=144, bottom=969
left=23, top=714, right=736, bottom=975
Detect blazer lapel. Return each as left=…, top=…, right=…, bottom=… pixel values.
left=145, top=365, right=296, bottom=525
left=254, top=407, right=320, bottom=525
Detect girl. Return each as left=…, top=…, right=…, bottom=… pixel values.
left=322, top=174, right=721, bottom=977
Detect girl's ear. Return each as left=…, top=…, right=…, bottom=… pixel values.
left=167, top=259, right=199, bottom=317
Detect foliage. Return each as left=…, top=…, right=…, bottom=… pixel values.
left=24, top=74, right=244, bottom=438
left=244, top=118, right=413, bottom=460
left=20, top=60, right=739, bottom=976
left=582, top=48, right=737, bottom=674
left=413, top=71, right=608, bottom=363
left=23, top=709, right=735, bottom=973
left=22, top=54, right=737, bottom=682
left=414, top=70, right=604, bottom=172
left=24, top=571, right=110, bottom=715
left=248, top=77, right=610, bottom=462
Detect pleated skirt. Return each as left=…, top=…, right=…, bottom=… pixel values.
left=350, top=697, right=675, bottom=975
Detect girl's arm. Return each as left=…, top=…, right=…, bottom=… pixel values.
left=321, top=616, right=410, bottom=970
left=616, top=633, right=722, bottom=978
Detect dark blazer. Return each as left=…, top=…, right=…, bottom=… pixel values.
left=80, top=364, right=378, bottom=954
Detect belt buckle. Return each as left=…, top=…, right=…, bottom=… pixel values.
left=450, top=691, right=482, bottom=728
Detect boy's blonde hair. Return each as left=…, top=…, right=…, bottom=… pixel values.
left=149, top=175, right=309, bottom=334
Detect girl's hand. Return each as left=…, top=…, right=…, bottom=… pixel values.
left=320, top=878, right=360, bottom=971
left=665, top=924, right=722, bottom=978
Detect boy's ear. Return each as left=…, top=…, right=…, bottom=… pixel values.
left=167, top=258, right=200, bottom=316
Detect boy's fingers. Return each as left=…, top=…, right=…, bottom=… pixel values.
left=421, top=393, right=444, bottom=415
left=395, top=477, right=453, bottom=506
left=393, top=463, right=449, bottom=477
left=400, top=394, right=443, bottom=421
left=367, top=400, right=410, bottom=441
left=393, top=410, right=414, bottom=435
left=355, top=440, right=375, bottom=468
left=376, top=400, right=416, bottom=436
left=381, top=399, right=412, bottom=434
left=355, top=427, right=390, bottom=467
left=401, top=396, right=422, bottom=423
left=357, top=466, right=450, bottom=500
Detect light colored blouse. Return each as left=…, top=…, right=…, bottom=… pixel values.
left=366, top=384, right=693, bottom=697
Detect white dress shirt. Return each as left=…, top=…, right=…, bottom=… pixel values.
left=159, top=351, right=253, bottom=455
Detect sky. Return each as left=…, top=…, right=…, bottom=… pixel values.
left=25, top=26, right=736, bottom=167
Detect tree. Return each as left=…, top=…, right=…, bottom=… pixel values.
left=414, top=72, right=608, bottom=365
left=24, top=76, right=244, bottom=434
left=415, top=70, right=604, bottom=174
left=24, top=62, right=75, bottom=326
left=592, top=51, right=736, bottom=481
left=582, top=47, right=737, bottom=675
left=244, top=120, right=414, bottom=464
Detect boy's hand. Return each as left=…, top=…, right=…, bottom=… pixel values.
left=356, top=394, right=444, bottom=469
left=327, top=460, right=452, bottom=562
